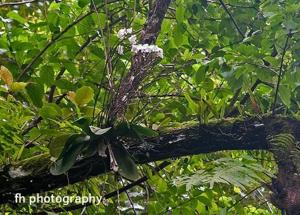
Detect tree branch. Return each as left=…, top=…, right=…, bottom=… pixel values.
left=0, top=0, right=37, bottom=7
left=218, top=0, right=244, bottom=38
left=108, top=0, right=171, bottom=121
left=272, top=32, right=291, bottom=114
left=2, top=115, right=299, bottom=204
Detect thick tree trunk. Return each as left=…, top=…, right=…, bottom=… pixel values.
left=1, top=115, right=299, bottom=206
left=265, top=117, right=300, bottom=215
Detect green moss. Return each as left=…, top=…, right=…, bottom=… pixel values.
left=12, top=153, right=51, bottom=176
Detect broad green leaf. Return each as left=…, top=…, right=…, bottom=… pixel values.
left=74, top=86, right=94, bottom=106
left=49, top=134, right=71, bottom=158
left=26, top=83, right=44, bottom=108
left=39, top=66, right=54, bottom=86
left=73, top=117, right=92, bottom=133
left=50, top=134, right=90, bottom=175
left=131, top=124, right=158, bottom=137
left=39, top=103, right=61, bottom=119
left=176, top=6, right=185, bottom=23
left=10, top=82, right=27, bottom=92
left=7, top=11, right=26, bottom=24
left=279, top=85, right=291, bottom=107
left=114, top=122, right=158, bottom=138
left=78, top=0, right=89, bottom=8
left=111, top=144, right=139, bottom=181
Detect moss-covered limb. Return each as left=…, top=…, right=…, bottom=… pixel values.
left=0, top=115, right=279, bottom=204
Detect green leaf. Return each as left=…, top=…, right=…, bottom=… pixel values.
left=173, top=24, right=184, bottom=47
left=184, top=93, right=198, bottom=113
left=75, top=86, right=94, bottom=106
left=176, top=6, right=185, bottom=23
left=78, top=0, right=89, bottom=8
left=39, top=103, right=61, bottom=119
left=7, top=11, right=26, bottom=24
left=73, top=117, right=92, bottom=133
left=39, top=66, right=54, bottom=86
left=131, top=124, right=158, bottom=137
left=49, top=134, right=71, bottom=158
left=113, top=122, right=158, bottom=138
left=50, top=134, right=90, bottom=175
left=55, top=79, right=74, bottom=90
left=111, top=144, right=139, bottom=181
left=279, top=85, right=291, bottom=107
left=26, top=83, right=44, bottom=108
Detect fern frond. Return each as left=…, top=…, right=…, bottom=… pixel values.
left=174, top=157, right=272, bottom=191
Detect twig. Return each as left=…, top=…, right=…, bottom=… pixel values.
left=272, top=32, right=291, bottom=115
left=122, top=179, right=137, bottom=215
left=0, top=0, right=36, bottom=7
left=218, top=0, right=244, bottom=38
left=226, top=79, right=261, bottom=117
left=48, top=67, right=66, bottom=102
left=227, top=185, right=263, bottom=211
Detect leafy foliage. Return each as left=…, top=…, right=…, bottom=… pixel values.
left=1, top=0, right=300, bottom=214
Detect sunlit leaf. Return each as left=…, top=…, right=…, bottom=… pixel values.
left=0, top=65, right=13, bottom=86
left=10, top=82, right=27, bottom=92
left=74, top=86, right=94, bottom=106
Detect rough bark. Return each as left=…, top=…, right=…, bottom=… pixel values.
left=265, top=117, right=300, bottom=215
left=108, top=0, right=171, bottom=120
left=0, top=115, right=291, bottom=204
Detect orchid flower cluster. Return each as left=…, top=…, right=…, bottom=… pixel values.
left=116, top=28, right=163, bottom=58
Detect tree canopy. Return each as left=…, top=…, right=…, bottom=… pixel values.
left=0, top=0, right=300, bottom=214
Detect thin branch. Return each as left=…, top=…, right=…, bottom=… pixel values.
left=0, top=0, right=36, bottom=7
left=123, top=181, right=137, bottom=215
left=48, top=66, right=66, bottom=102
left=227, top=185, right=264, bottom=211
left=272, top=32, right=291, bottom=114
left=226, top=79, right=261, bottom=117
left=218, top=0, right=244, bottom=38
